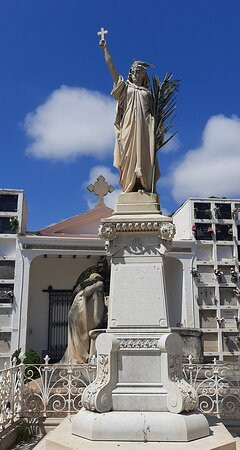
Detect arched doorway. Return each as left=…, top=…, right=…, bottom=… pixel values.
left=26, top=255, right=109, bottom=362
left=45, top=259, right=110, bottom=362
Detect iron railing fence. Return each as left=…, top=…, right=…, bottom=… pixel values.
left=0, top=356, right=24, bottom=430
left=0, top=355, right=96, bottom=430
left=1, top=355, right=240, bottom=430
left=183, top=355, right=240, bottom=419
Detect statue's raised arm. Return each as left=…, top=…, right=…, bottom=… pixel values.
left=98, top=28, right=119, bottom=84
left=99, top=40, right=119, bottom=85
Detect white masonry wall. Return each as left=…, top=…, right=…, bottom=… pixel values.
left=0, top=190, right=27, bottom=368
left=173, top=201, right=192, bottom=241
left=26, top=255, right=101, bottom=358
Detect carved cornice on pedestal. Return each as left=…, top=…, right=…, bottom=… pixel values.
left=119, top=338, right=159, bottom=349
left=159, top=333, right=198, bottom=414
left=98, top=223, right=116, bottom=249
left=98, top=220, right=176, bottom=249
left=82, top=334, right=118, bottom=413
left=82, top=353, right=110, bottom=412
left=167, top=353, right=197, bottom=413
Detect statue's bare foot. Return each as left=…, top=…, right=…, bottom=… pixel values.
left=138, top=189, right=145, bottom=194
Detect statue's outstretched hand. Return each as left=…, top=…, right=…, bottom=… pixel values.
left=99, top=39, right=107, bottom=49
left=99, top=36, right=119, bottom=84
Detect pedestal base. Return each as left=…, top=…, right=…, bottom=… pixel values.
left=112, top=192, right=162, bottom=215
left=72, top=409, right=209, bottom=442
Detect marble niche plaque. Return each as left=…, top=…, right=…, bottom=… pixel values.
left=110, top=262, right=167, bottom=327
left=0, top=332, right=11, bottom=353
left=0, top=284, right=13, bottom=303
left=197, top=246, right=212, bottom=261
left=220, top=288, right=238, bottom=306
left=0, top=261, right=15, bottom=280
left=198, top=287, right=216, bottom=306
left=221, top=309, right=238, bottom=328
left=200, top=310, right=217, bottom=329
left=0, top=309, right=11, bottom=327
left=223, top=333, right=240, bottom=352
left=217, top=245, right=233, bottom=261
left=202, top=333, right=218, bottom=353
left=218, top=266, right=235, bottom=284
left=198, top=266, right=214, bottom=284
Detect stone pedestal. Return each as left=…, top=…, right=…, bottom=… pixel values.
left=39, top=417, right=236, bottom=450
left=172, top=328, right=204, bottom=363
left=72, top=410, right=208, bottom=442
left=72, top=193, right=209, bottom=442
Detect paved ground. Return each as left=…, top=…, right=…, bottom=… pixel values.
left=231, top=435, right=240, bottom=449
left=9, top=427, right=240, bottom=450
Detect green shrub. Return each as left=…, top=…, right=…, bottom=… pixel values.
left=24, top=348, right=41, bottom=380
left=11, top=348, right=41, bottom=380
left=10, top=217, right=19, bottom=232
left=24, top=348, right=41, bottom=365
left=17, top=419, right=32, bottom=442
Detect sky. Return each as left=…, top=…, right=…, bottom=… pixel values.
left=1, top=0, right=240, bottom=230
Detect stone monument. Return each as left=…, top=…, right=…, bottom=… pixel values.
left=72, top=30, right=210, bottom=442
left=61, top=273, right=106, bottom=364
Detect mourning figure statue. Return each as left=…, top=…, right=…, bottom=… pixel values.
left=61, top=273, right=107, bottom=364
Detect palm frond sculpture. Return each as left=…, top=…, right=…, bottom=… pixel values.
left=150, top=73, right=179, bottom=191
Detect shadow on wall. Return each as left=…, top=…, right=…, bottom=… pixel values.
left=164, top=256, right=183, bottom=327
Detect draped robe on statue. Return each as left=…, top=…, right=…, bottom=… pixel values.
left=112, top=77, right=160, bottom=193
left=61, top=280, right=106, bottom=364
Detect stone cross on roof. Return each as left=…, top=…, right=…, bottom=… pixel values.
left=87, top=175, right=114, bottom=207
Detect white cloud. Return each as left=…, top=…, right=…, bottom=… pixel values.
left=105, top=189, right=122, bottom=209
left=86, top=199, right=98, bottom=210
left=171, top=115, right=240, bottom=202
left=87, top=165, right=119, bottom=187
left=24, top=86, right=115, bottom=160
left=85, top=165, right=121, bottom=210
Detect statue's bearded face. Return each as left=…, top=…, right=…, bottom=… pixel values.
left=130, top=66, right=146, bottom=86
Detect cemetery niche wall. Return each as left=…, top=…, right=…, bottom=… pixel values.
left=174, top=197, right=240, bottom=363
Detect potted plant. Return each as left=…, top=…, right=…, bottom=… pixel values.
left=10, top=217, right=19, bottom=233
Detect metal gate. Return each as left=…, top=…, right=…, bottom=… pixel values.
left=43, top=286, right=73, bottom=362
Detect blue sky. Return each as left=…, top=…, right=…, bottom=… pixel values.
left=1, top=1, right=240, bottom=229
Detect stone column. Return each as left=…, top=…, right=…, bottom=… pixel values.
left=72, top=193, right=209, bottom=442
left=11, top=249, right=34, bottom=355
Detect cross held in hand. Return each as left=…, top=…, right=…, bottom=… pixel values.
left=97, top=27, right=108, bottom=42
left=87, top=175, right=114, bottom=206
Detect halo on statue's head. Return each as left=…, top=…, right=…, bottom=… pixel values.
left=131, top=60, right=154, bottom=70
left=128, top=60, right=153, bottom=88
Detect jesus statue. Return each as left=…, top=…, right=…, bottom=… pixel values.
left=99, top=33, right=160, bottom=194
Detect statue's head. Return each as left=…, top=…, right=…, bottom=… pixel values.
left=89, top=273, right=104, bottom=283
left=80, top=272, right=104, bottom=288
left=128, top=61, right=151, bottom=88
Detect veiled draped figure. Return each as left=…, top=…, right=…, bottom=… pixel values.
left=61, top=273, right=106, bottom=364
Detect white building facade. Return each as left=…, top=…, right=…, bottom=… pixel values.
left=0, top=189, right=239, bottom=368
left=0, top=188, right=112, bottom=368
left=174, top=197, right=240, bottom=362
